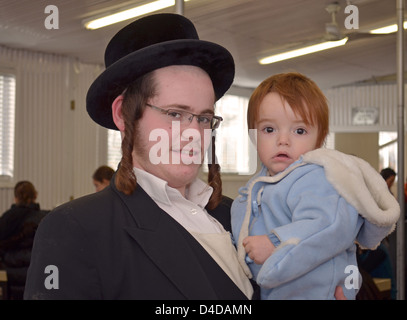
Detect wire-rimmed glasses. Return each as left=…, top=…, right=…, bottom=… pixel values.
left=146, top=104, right=223, bottom=129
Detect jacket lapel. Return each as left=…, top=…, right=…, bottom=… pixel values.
left=115, top=183, right=222, bottom=299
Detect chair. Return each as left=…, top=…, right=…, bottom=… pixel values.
left=0, top=269, right=8, bottom=299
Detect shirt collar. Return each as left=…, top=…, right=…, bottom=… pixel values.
left=133, top=168, right=213, bottom=208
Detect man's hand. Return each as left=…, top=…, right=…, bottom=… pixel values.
left=334, top=286, right=347, bottom=300
left=243, top=235, right=275, bottom=264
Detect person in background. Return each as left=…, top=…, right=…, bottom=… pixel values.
left=380, top=167, right=396, bottom=194
left=356, top=167, right=399, bottom=300
left=92, top=165, right=115, bottom=192
left=0, top=181, right=47, bottom=299
left=357, top=241, right=396, bottom=299
left=231, top=72, right=400, bottom=299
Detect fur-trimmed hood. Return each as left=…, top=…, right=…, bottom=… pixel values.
left=302, top=148, right=400, bottom=236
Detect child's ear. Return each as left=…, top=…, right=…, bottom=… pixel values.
left=112, top=95, right=125, bottom=131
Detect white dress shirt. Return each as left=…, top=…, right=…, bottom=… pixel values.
left=133, top=167, right=254, bottom=298
left=133, top=167, right=225, bottom=234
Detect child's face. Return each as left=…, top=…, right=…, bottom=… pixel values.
left=256, top=92, right=319, bottom=176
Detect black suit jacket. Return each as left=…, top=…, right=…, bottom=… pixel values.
left=24, top=176, right=248, bottom=300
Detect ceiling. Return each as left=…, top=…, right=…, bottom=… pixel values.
left=0, top=0, right=403, bottom=91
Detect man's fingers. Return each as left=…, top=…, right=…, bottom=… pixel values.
left=242, top=236, right=250, bottom=247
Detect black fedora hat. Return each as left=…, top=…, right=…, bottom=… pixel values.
left=86, top=13, right=235, bottom=130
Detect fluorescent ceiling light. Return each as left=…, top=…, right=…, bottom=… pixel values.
left=259, top=37, right=348, bottom=65
left=84, top=0, right=191, bottom=30
left=369, top=21, right=407, bottom=34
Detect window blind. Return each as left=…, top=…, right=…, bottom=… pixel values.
left=0, top=73, right=16, bottom=179
left=108, top=129, right=122, bottom=170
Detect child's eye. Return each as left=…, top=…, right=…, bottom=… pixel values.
left=295, top=128, right=307, bottom=135
left=264, top=127, right=274, bottom=133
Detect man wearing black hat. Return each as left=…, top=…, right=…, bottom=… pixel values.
left=24, top=13, right=254, bottom=300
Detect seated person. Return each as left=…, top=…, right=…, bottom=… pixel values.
left=0, top=181, right=47, bottom=299
left=358, top=239, right=396, bottom=300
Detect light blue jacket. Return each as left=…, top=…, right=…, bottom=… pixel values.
left=231, top=149, right=400, bottom=300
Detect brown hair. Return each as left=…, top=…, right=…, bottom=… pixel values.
left=14, top=181, right=37, bottom=206
left=114, top=71, right=222, bottom=209
left=247, top=72, right=329, bottom=148
left=92, top=165, right=115, bottom=183
left=114, top=72, right=155, bottom=195
left=207, top=136, right=222, bottom=210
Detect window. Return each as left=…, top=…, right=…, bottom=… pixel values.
left=379, top=131, right=397, bottom=173
left=107, top=129, right=122, bottom=170
left=0, top=71, right=16, bottom=183
left=324, top=132, right=335, bottom=149
left=204, top=94, right=256, bottom=175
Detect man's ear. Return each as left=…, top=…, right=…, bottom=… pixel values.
left=112, top=95, right=125, bottom=131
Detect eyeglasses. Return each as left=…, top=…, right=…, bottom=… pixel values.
left=146, top=104, right=223, bottom=129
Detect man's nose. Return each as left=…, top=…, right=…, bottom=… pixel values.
left=185, top=115, right=202, bottom=131
left=182, top=121, right=202, bottom=142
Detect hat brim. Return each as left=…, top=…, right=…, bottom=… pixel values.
left=86, top=39, right=235, bottom=130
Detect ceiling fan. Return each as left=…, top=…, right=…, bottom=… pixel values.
left=324, top=2, right=385, bottom=42
left=259, top=1, right=389, bottom=65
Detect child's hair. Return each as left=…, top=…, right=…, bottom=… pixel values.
left=14, top=180, right=37, bottom=206
left=247, top=72, right=329, bottom=148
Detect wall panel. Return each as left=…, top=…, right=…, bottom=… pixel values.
left=325, top=83, right=400, bottom=132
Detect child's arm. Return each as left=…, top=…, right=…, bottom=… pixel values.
left=244, top=234, right=348, bottom=300
left=256, top=167, right=361, bottom=289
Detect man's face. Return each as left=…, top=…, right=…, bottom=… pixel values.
left=132, top=65, right=215, bottom=195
